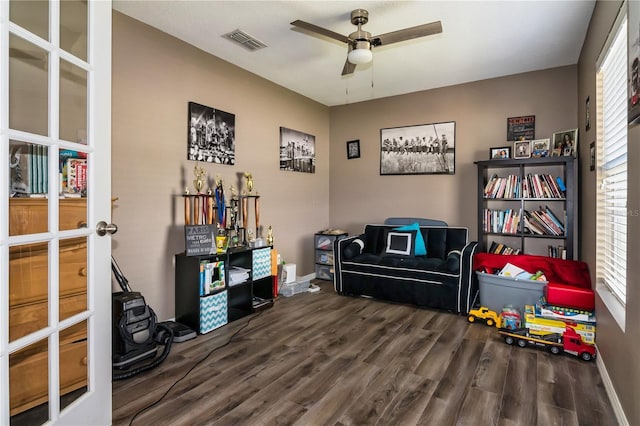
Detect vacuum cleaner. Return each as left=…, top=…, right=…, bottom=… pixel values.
left=111, top=256, right=181, bottom=380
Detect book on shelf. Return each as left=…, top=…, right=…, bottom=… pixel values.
left=199, top=260, right=225, bottom=296
left=523, top=213, right=545, bottom=235
left=548, top=245, right=567, bottom=259
left=65, top=158, right=87, bottom=195
left=524, top=173, right=564, bottom=199
left=60, top=150, right=88, bottom=194
left=487, top=240, right=521, bottom=255
left=542, top=205, right=565, bottom=233
left=483, top=208, right=521, bottom=234
left=9, top=142, right=31, bottom=194
left=523, top=207, right=565, bottom=236
left=484, top=174, right=521, bottom=199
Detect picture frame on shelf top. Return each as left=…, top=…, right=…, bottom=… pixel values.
left=513, top=140, right=531, bottom=159
left=551, top=128, right=578, bottom=157
left=490, top=146, right=511, bottom=159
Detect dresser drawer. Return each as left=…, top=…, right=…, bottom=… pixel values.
left=9, top=293, right=87, bottom=341
left=9, top=239, right=87, bottom=307
left=9, top=329, right=87, bottom=415
left=9, top=198, right=87, bottom=236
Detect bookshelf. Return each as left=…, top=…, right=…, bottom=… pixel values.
left=175, top=246, right=274, bottom=333
left=475, top=156, right=578, bottom=260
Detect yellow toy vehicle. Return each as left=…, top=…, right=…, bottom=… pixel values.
left=468, top=306, right=501, bottom=328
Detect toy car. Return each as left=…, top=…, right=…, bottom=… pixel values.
left=467, top=306, right=501, bottom=327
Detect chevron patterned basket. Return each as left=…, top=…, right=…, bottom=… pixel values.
left=199, top=290, right=228, bottom=334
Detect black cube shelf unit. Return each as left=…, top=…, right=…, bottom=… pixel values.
left=475, top=156, right=578, bottom=260
left=175, top=246, right=274, bottom=334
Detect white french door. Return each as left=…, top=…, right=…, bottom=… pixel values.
left=1, top=0, right=112, bottom=424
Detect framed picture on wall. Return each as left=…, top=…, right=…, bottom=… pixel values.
left=380, top=121, right=455, bottom=175
left=279, top=127, right=316, bottom=173
left=507, top=115, right=535, bottom=141
left=187, top=102, right=236, bottom=164
left=346, top=140, right=360, bottom=159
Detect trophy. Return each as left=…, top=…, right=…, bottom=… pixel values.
left=193, top=165, right=206, bottom=193
left=243, top=172, right=254, bottom=195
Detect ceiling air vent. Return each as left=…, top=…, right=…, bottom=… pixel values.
left=222, top=29, right=267, bottom=51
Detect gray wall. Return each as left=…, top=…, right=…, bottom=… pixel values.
left=578, top=1, right=640, bottom=424
left=112, top=12, right=330, bottom=320
left=329, top=66, right=578, bottom=237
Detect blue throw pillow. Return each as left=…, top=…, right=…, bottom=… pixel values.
left=393, top=222, right=427, bottom=256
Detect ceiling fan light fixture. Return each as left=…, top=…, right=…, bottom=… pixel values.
left=347, top=41, right=372, bottom=65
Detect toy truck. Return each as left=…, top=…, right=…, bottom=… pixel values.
left=498, top=326, right=596, bottom=361
left=468, top=306, right=501, bottom=327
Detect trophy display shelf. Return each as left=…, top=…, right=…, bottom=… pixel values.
left=183, top=193, right=221, bottom=226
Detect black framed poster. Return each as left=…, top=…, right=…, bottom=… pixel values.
left=507, top=115, right=535, bottom=141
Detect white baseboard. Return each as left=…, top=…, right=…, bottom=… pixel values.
left=596, top=347, right=629, bottom=426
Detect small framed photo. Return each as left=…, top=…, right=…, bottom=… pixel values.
left=531, top=138, right=550, bottom=158
left=490, top=146, right=511, bottom=159
left=552, top=128, right=578, bottom=157
left=346, top=139, right=360, bottom=159
left=514, top=140, right=531, bottom=159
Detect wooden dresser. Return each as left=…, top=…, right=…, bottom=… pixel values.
left=8, top=198, right=89, bottom=415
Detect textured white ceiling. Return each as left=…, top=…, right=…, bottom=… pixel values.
left=113, top=1, right=595, bottom=106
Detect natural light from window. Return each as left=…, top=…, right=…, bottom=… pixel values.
left=596, top=12, right=628, bottom=331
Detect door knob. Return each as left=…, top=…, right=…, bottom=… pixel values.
left=96, top=221, right=118, bottom=236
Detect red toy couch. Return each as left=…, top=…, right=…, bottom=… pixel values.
left=473, top=253, right=594, bottom=310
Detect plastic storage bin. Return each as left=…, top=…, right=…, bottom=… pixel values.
left=315, top=251, right=334, bottom=265
left=476, top=271, right=546, bottom=314
left=279, top=276, right=311, bottom=297
left=315, top=264, right=333, bottom=281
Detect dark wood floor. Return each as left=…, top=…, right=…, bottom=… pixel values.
left=113, top=281, right=617, bottom=426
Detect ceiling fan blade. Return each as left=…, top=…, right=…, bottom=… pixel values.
left=291, top=20, right=349, bottom=44
left=341, top=58, right=356, bottom=76
left=372, top=21, right=442, bottom=46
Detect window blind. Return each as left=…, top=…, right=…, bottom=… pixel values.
left=597, top=16, right=628, bottom=305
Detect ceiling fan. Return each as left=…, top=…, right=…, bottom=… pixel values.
left=291, top=9, right=442, bottom=76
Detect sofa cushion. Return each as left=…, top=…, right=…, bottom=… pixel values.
left=393, top=222, right=427, bottom=256
left=383, top=229, right=417, bottom=256
left=379, top=254, right=443, bottom=270
left=425, top=228, right=447, bottom=259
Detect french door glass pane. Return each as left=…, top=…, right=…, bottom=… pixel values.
left=9, top=34, right=48, bottom=136
left=60, top=179, right=88, bottom=228
left=60, top=0, right=88, bottom=61
left=59, top=237, right=88, bottom=320
left=59, top=321, right=88, bottom=411
left=9, top=339, right=50, bottom=423
left=9, top=242, right=49, bottom=342
left=60, top=59, right=88, bottom=144
left=9, top=0, right=49, bottom=41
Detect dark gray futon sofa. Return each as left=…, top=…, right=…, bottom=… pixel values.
left=334, top=223, right=478, bottom=314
